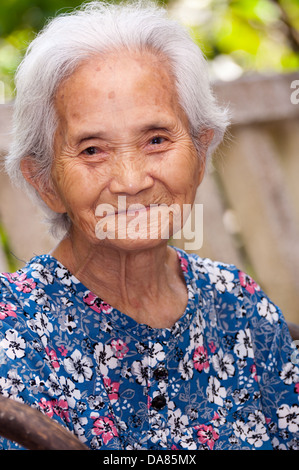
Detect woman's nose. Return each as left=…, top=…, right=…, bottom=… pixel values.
left=109, top=155, right=154, bottom=195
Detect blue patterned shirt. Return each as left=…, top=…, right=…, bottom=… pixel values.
left=0, top=247, right=298, bottom=450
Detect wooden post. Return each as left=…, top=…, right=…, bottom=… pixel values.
left=0, top=395, right=88, bottom=450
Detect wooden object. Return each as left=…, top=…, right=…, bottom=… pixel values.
left=0, top=395, right=88, bottom=450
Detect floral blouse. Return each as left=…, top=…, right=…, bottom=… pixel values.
left=0, top=247, right=298, bottom=450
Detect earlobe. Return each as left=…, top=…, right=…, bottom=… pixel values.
left=196, top=128, right=214, bottom=186
left=199, top=128, right=214, bottom=152
left=197, top=158, right=206, bottom=186
left=20, top=157, right=67, bottom=214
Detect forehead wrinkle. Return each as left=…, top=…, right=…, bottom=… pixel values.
left=67, top=114, right=181, bottom=147
left=54, top=50, right=190, bottom=150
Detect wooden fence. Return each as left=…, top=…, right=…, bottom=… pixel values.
left=0, top=71, right=299, bottom=322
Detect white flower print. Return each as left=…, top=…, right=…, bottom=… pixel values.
left=148, top=413, right=169, bottom=448
left=168, top=407, right=190, bottom=442
left=58, top=312, right=77, bottom=334
left=246, top=422, right=270, bottom=448
left=206, top=376, right=227, bottom=407
left=1, top=329, right=26, bottom=360
left=234, top=328, right=254, bottom=359
left=55, top=266, right=79, bottom=286
left=178, top=352, right=194, bottom=380
left=186, top=322, right=205, bottom=354
left=233, top=418, right=250, bottom=442
left=60, top=376, right=81, bottom=408
left=279, top=362, right=299, bottom=385
left=232, top=388, right=250, bottom=405
left=211, top=407, right=228, bottom=427
left=94, top=342, right=118, bottom=377
left=131, top=358, right=149, bottom=386
left=72, top=411, right=88, bottom=443
left=33, top=311, right=53, bottom=337
left=148, top=342, right=165, bottom=367
left=5, top=369, right=25, bottom=396
left=0, top=376, right=10, bottom=396
left=46, top=373, right=62, bottom=397
left=271, top=437, right=287, bottom=450
left=27, top=311, right=53, bottom=347
left=246, top=410, right=270, bottom=448
left=208, top=267, right=234, bottom=293
left=87, top=395, right=105, bottom=412
left=60, top=296, right=74, bottom=307
left=179, top=430, right=197, bottom=450
left=31, top=265, right=54, bottom=285
left=29, top=376, right=46, bottom=394
left=64, top=349, right=93, bottom=383
left=277, top=404, right=299, bottom=433
left=257, top=297, right=279, bottom=324
left=247, top=410, right=266, bottom=428
left=211, top=349, right=235, bottom=380
left=148, top=427, right=169, bottom=448
left=234, top=417, right=269, bottom=448
left=29, top=288, right=50, bottom=309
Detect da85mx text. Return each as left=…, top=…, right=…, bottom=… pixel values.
left=146, top=454, right=196, bottom=465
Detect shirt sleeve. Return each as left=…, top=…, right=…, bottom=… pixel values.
left=0, top=280, right=71, bottom=449
left=241, top=273, right=299, bottom=449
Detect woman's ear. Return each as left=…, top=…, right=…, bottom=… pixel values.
left=197, top=128, right=214, bottom=185
left=199, top=128, right=214, bottom=154
left=20, top=157, right=66, bottom=214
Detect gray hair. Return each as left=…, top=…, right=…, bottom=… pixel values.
left=5, top=0, right=229, bottom=238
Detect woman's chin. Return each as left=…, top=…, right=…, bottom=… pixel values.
left=95, top=235, right=169, bottom=252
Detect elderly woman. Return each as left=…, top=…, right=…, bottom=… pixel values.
left=0, top=1, right=298, bottom=451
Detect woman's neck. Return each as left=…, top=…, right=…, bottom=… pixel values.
left=50, top=234, right=188, bottom=328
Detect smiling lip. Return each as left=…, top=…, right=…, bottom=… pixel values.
left=95, top=204, right=153, bottom=218
left=116, top=205, right=150, bottom=215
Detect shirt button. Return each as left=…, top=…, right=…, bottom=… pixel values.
left=151, top=395, right=167, bottom=410
left=153, top=367, right=168, bottom=381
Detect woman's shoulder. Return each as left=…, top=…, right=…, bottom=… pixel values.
left=176, top=247, right=254, bottom=295
left=176, top=247, right=284, bottom=326
left=0, top=254, right=79, bottom=321
left=0, top=256, right=48, bottom=321
left=0, top=255, right=53, bottom=293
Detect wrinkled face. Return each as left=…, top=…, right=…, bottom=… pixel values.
left=45, top=51, right=206, bottom=249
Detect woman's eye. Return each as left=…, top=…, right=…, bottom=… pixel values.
left=82, top=146, right=99, bottom=156
left=150, top=136, right=165, bottom=145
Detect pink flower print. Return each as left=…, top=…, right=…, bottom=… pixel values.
left=92, top=416, right=119, bottom=444
left=295, top=383, right=299, bottom=394
left=0, top=302, right=17, bottom=320
left=39, top=398, right=70, bottom=422
left=58, top=345, right=68, bottom=357
left=239, top=271, right=260, bottom=294
left=54, top=399, right=70, bottom=423
left=83, top=291, right=102, bottom=313
left=39, top=397, right=54, bottom=418
left=45, top=347, right=60, bottom=371
left=3, top=272, right=19, bottom=283
left=194, top=424, right=219, bottom=450
left=110, top=339, right=129, bottom=359
left=250, top=364, right=258, bottom=382
left=208, top=341, right=217, bottom=353
left=103, top=377, right=120, bottom=404
left=180, top=257, right=188, bottom=273
left=193, top=345, right=210, bottom=373
left=83, top=292, right=112, bottom=314
left=15, top=273, right=36, bottom=293
left=101, top=302, right=113, bottom=314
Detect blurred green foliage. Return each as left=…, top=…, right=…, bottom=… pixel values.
left=186, top=0, right=299, bottom=76
left=0, top=0, right=298, bottom=100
